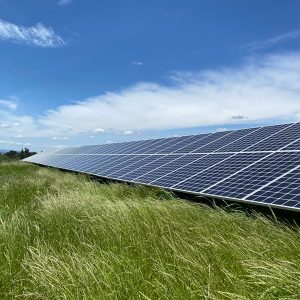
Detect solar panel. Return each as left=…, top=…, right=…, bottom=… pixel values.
left=23, top=122, right=300, bottom=212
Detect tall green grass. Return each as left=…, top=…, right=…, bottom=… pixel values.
left=1, top=161, right=300, bottom=299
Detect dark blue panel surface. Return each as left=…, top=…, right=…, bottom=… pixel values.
left=158, top=134, right=208, bottom=154
left=173, top=131, right=232, bottom=153
left=283, top=138, right=300, bottom=151
left=133, top=154, right=200, bottom=184
left=142, top=137, right=179, bottom=154
left=23, top=121, right=300, bottom=212
left=247, top=167, right=300, bottom=208
left=109, top=155, right=164, bottom=178
left=119, top=155, right=180, bottom=181
left=206, top=152, right=300, bottom=199
left=151, top=153, right=231, bottom=188
left=174, top=152, right=268, bottom=192
left=246, top=123, right=300, bottom=152
left=215, top=124, right=290, bottom=152
left=192, top=128, right=256, bottom=153
left=94, top=155, right=146, bottom=177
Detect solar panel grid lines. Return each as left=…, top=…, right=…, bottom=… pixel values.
left=131, top=154, right=197, bottom=184
left=119, top=140, right=153, bottom=154
left=128, top=154, right=186, bottom=182
left=172, top=152, right=269, bottom=192
left=69, top=154, right=125, bottom=174
left=66, top=155, right=107, bottom=172
left=205, top=152, right=300, bottom=200
left=108, top=155, right=166, bottom=178
left=239, top=123, right=294, bottom=153
left=24, top=121, right=300, bottom=212
left=90, top=155, right=137, bottom=175
left=246, top=122, right=300, bottom=152
left=79, top=155, right=116, bottom=173
left=81, top=144, right=111, bottom=154
left=121, top=138, right=168, bottom=154
left=247, top=165, right=300, bottom=208
left=118, top=154, right=179, bottom=181
left=139, top=137, right=178, bottom=154
left=157, top=134, right=204, bottom=154
left=190, top=128, right=255, bottom=153
left=117, top=130, right=230, bottom=180
left=214, top=126, right=263, bottom=153
left=170, top=152, right=239, bottom=188
left=166, top=133, right=213, bottom=154
left=173, top=131, right=233, bottom=154
left=150, top=153, right=232, bottom=188
left=243, top=164, right=300, bottom=200
left=175, top=123, right=299, bottom=194
left=199, top=151, right=276, bottom=194
left=134, top=129, right=264, bottom=188
left=281, top=137, right=300, bottom=151
left=110, top=139, right=157, bottom=154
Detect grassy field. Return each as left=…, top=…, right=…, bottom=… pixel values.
left=1, top=161, right=300, bottom=299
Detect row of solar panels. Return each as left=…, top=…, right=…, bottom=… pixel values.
left=24, top=122, right=300, bottom=211
left=51, top=122, right=300, bottom=155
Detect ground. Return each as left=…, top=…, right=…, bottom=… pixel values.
left=0, top=161, right=300, bottom=299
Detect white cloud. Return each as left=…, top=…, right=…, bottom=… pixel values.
left=215, top=128, right=229, bottom=132
left=0, top=19, right=65, bottom=47
left=92, top=128, right=105, bottom=134
left=51, top=136, right=69, bottom=140
left=2, top=52, right=300, bottom=147
left=0, top=123, right=10, bottom=128
left=246, top=30, right=300, bottom=50
left=131, top=61, right=143, bottom=66
left=58, top=0, right=74, bottom=6
left=0, top=98, right=17, bottom=110
left=122, top=130, right=135, bottom=135
left=39, top=52, right=300, bottom=134
left=0, top=140, right=32, bottom=146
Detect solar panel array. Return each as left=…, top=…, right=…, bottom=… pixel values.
left=23, top=122, right=300, bottom=211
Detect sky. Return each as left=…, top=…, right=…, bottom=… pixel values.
left=1, top=0, right=300, bottom=152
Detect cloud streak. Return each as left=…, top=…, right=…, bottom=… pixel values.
left=0, top=98, right=17, bottom=110
left=40, top=52, right=300, bottom=134
left=1, top=52, right=300, bottom=150
left=58, top=0, right=74, bottom=6
left=246, top=30, right=300, bottom=50
left=0, top=19, right=65, bottom=47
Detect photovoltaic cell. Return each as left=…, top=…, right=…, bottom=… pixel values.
left=132, top=154, right=198, bottom=184
left=283, top=138, right=300, bottom=151
left=119, top=154, right=179, bottom=181
left=174, top=131, right=231, bottom=153
left=23, top=121, right=300, bottom=212
left=158, top=134, right=209, bottom=153
left=205, top=152, right=300, bottom=199
left=215, top=123, right=290, bottom=152
left=191, top=128, right=255, bottom=153
left=246, top=123, right=300, bottom=151
left=174, top=152, right=268, bottom=192
left=151, top=153, right=231, bottom=188
left=109, top=155, right=164, bottom=178
left=247, top=166, right=300, bottom=207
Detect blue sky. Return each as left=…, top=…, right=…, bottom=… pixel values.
left=1, top=0, right=300, bottom=151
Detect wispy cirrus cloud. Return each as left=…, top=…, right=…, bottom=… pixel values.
left=2, top=52, right=300, bottom=150
left=246, top=30, right=300, bottom=51
left=0, top=19, right=65, bottom=47
left=58, top=0, right=74, bottom=6
left=39, top=52, right=300, bottom=134
left=0, top=97, right=18, bottom=110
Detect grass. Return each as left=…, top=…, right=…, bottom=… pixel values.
left=1, top=161, right=300, bottom=299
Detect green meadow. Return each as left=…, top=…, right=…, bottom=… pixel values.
left=1, top=161, right=300, bottom=299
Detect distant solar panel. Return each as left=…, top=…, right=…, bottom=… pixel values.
left=23, top=122, right=300, bottom=211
